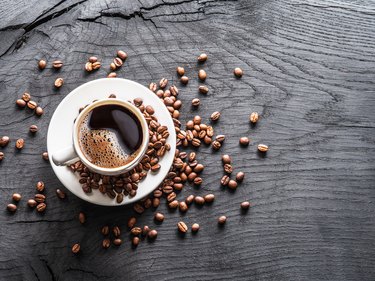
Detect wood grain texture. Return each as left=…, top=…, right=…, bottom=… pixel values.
left=0, top=0, right=375, bottom=280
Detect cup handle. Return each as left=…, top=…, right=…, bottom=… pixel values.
left=52, top=145, right=80, bottom=166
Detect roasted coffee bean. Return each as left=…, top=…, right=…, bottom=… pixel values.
left=0, top=136, right=10, bottom=147
left=72, top=243, right=80, bottom=254
left=154, top=212, right=165, bottom=222
left=101, top=225, right=109, bottom=236
left=159, top=78, right=168, bottom=88
left=250, top=112, right=259, bottom=123
left=241, top=201, right=250, bottom=209
left=7, top=203, right=17, bottom=212
left=38, top=60, right=46, bottom=70
left=180, top=76, right=189, bottom=84
left=79, top=212, right=85, bottom=224
left=194, top=196, right=205, bottom=205
left=218, top=215, right=227, bottom=225
left=151, top=164, right=161, bottom=172
left=142, top=225, right=151, bottom=236
left=113, top=57, right=123, bottom=67
left=85, top=62, right=93, bottom=72
left=258, top=144, right=269, bottom=152
left=15, top=138, right=24, bottom=149
left=35, top=194, right=46, bottom=203
left=29, top=125, right=38, bottom=133
left=193, top=164, right=204, bottom=173
left=153, top=197, right=160, bottom=208
left=52, top=60, right=63, bottom=69
left=170, top=85, right=179, bottom=96
left=148, top=229, right=158, bottom=239
left=162, top=185, right=173, bottom=194
left=116, top=193, right=124, bottom=203
left=27, top=101, right=37, bottom=110
left=179, top=201, right=188, bottom=212
left=193, top=177, right=202, bottom=185
left=16, top=99, right=26, bottom=108
left=187, top=172, right=197, bottom=182
left=54, top=78, right=64, bottom=88
left=193, top=115, right=201, bottom=124
left=56, top=189, right=66, bottom=199
left=154, top=189, right=162, bottom=198
left=167, top=192, right=176, bottom=202
left=92, top=61, right=101, bottom=70
left=127, top=217, right=136, bottom=229
left=12, top=193, right=21, bottom=202
left=212, top=140, right=221, bottom=150
left=176, top=66, right=185, bottom=76
left=132, top=236, right=140, bottom=246
left=221, top=175, right=230, bottom=186
left=89, top=56, right=98, bottom=63
left=131, top=227, right=142, bottom=236
left=234, top=67, right=243, bottom=77
left=204, top=194, right=215, bottom=203
left=178, top=221, right=188, bottom=233
left=236, top=172, right=245, bottom=182
left=36, top=203, right=46, bottom=212
left=224, top=164, right=233, bottom=174
left=102, top=238, right=111, bottom=249
left=228, top=180, right=238, bottom=189
left=0, top=152, right=4, bottom=161
left=146, top=105, right=155, bottom=114
left=185, top=195, right=195, bottom=205
left=191, top=138, right=201, bottom=147
left=216, top=135, right=225, bottom=143
left=22, top=92, right=31, bottom=102
left=107, top=72, right=117, bottom=78
left=110, top=62, right=117, bottom=70
left=36, top=181, right=45, bottom=192
left=239, top=137, right=250, bottom=146
left=222, top=154, right=231, bottom=164
left=117, top=50, right=128, bottom=60
left=191, top=98, right=200, bottom=106
left=113, top=238, right=122, bottom=246
left=168, top=200, right=179, bottom=209
left=133, top=203, right=145, bottom=214
left=42, top=152, right=49, bottom=160
left=112, top=226, right=121, bottom=237
left=199, top=85, right=209, bottom=94
left=28, top=199, right=37, bottom=208
left=192, top=223, right=200, bottom=232
left=35, top=107, right=44, bottom=116
left=198, top=69, right=207, bottom=81
left=198, top=53, right=208, bottom=62
left=210, top=111, right=220, bottom=121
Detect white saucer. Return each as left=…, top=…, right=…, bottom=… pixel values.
left=47, top=78, right=176, bottom=206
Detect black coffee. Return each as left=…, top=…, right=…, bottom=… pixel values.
left=78, top=104, right=143, bottom=168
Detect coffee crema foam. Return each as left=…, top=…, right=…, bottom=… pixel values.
left=78, top=115, right=137, bottom=168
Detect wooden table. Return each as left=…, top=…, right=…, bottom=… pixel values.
left=1, top=0, right=374, bottom=280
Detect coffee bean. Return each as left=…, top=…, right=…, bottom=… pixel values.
left=180, top=76, right=189, bottom=84
left=191, top=138, right=201, bottom=147
left=236, top=172, right=245, bottom=182
left=177, top=221, right=188, bottom=233
left=193, top=163, right=204, bottom=173
left=0, top=136, right=10, bottom=147
left=218, top=215, right=227, bottom=225
left=102, top=238, right=111, bottom=249
left=228, top=180, right=238, bottom=190
left=145, top=105, right=154, bottom=114
left=210, top=111, right=220, bottom=121
left=35, top=194, right=46, bottom=203
left=72, top=243, right=80, bottom=254
left=27, top=100, right=37, bottom=110
left=239, top=137, right=250, bottom=146
left=113, top=238, right=122, bottom=246
left=191, top=98, right=200, bottom=106
left=193, top=177, right=202, bottom=185
left=221, top=175, right=230, bottom=186
left=179, top=201, right=188, bottom=212
left=7, top=203, right=17, bottom=212
left=176, top=66, right=185, bottom=76
left=159, top=78, right=168, bottom=89
left=215, top=135, right=225, bottom=143
left=54, top=78, right=64, bottom=88
left=0, top=152, right=4, bottom=161
left=29, top=125, right=38, bottom=133
left=192, top=223, right=200, bottom=232
left=142, top=225, right=151, bottom=236
left=127, top=217, right=136, bottom=229
left=194, top=196, right=205, bottom=205
left=22, top=92, right=31, bottom=102
left=222, top=155, right=231, bottom=164
left=187, top=172, right=198, bottom=182
left=28, top=199, right=37, bottom=208
left=11, top=193, right=21, bottom=202
left=92, top=61, right=101, bottom=70
left=36, top=181, right=45, bottom=192
left=35, top=107, right=44, bottom=116
left=148, top=229, right=158, bottom=239
left=151, top=164, right=161, bottom=172
left=167, top=200, right=178, bottom=209
left=153, top=197, right=160, bottom=208
left=198, top=53, right=208, bottom=62
left=224, top=164, right=233, bottom=174
left=250, top=112, right=259, bottom=123
left=108, top=93, right=117, bottom=98
left=204, top=194, right=215, bottom=203
left=85, top=62, right=93, bottom=72
left=241, top=201, right=250, bottom=209
left=116, top=193, right=124, bottom=203
left=154, top=212, right=165, bottom=222
left=15, top=138, right=24, bottom=149
left=110, top=62, right=117, bottom=70
left=38, top=60, right=46, bottom=70
left=107, top=72, right=117, bottom=78
left=199, top=85, right=209, bottom=94
left=79, top=212, right=85, bottom=224
left=167, top=192, right=176, bottom=202
left=36, top=203, right=46, bottom=212
left=133, top=203, right=145, bottom=214
left=234, top=67, right=243, bottom=77
left=212, top=140, right=221, bottom=150
left=117, top=50, right=128, bottom=60
left=170, top=85, right=179, bottom=96
left=258, top=144, right=269, bottom=152
left=131, top=227, right=142, bottom=236
left=198, top=69, right=207, bottom=81
left=42, top=152, right=48, bottom=160
left=52, top=60, right=63, bottom=69
left=56, top=189, right=66, bottom=199
left=185, top=195, right=195, bottom=205
left=132, top=237, right=140, bottom=246
left=101, top=225, right=109, bottom=236
left=89, top=56, right=98, bottom=63
left=16, top=99, right=26, bottom=108
left=113, top=57, right=123, bottom=67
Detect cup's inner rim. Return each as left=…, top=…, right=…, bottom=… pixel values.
left=73, top=98, right=149, bottom=172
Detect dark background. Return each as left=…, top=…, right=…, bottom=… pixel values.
left=0, top=0, right=374, bottom=280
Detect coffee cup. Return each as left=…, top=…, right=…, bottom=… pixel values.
left=52, top=98, right=149, bottom=176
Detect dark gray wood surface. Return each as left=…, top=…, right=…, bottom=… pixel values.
left=1, top=0, right=374, bottom=280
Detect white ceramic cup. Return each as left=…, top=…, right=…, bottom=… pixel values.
left=51, top=98, right=149, bottom=176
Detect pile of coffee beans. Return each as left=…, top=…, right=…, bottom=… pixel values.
left=15, top=92, right=44, bottom=116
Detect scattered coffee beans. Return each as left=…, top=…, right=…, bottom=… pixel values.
left=15, top=138, right=24, bottom=149
left=236, top=172, right=245, bottom=182
left=102, top=238, right=111, bottom=249
left=35, top=107, right=44, bottom=116
left=177, top=221, right=188, bottom=233
left=191, top=223, right=200, bottom=232
left=218, top=215, right=227, bottom=225
left=42, top=152, right=49, bottom=160
left=107, top=72, right=117, bottom=78
left=210, top=111, right=220, bottom=121
left=16, top=99, right=26, bottom=108
left=128, top=217, right=137, bottom=229
left=36, top=181, right=45, bottom=192
left=159, top=78, right=168, bottom=89
left=22, top=92, right=31, bottom=102
left=132, top=237, right=140, bottom=246
left=258, top=144, right=268, bottom=152
left=72, top=243, right=80, bottom=254
left=198, top=53, right=208, bottom=62
left=234, top=67, right=243, bottom=77
left=36, top=203, right=46, bottom=212
left=12, top=193, right=21, bottom=202
left=27, top=101, right=37, bottom=110
left=131, top=227, right=142, bottom=236
left=113, top=238, right=122, bottom=246
left=228, top=180, right=238, bottom=190
left=79, top=212, right=85, bottom=224
left=154, top=212, right=165, bottom=222
left=117, top=50, right=128, bottom=60
left=250, top=112, right=259, bottom=123
left=113, top=57, right=123, bottom=68
left=241, top=201, right=250, bottom=210
left=52, top=60, right=63, bottom=69
left=38, top=60, right=46, bottom=70
left=179, top=201, right=188, bottom=212
left=54, top=78, right=64, bottom=88
left=0, top=152, right=4, bottom=161
left=56, top=189, right=66, bottom=199
left=198, top=69, right=207, bottom=81
left=7, top=203, right=17, bottom=212
left=27, top=199, right=37, bottom=208
left=195, top=196, right=205, bottom=205
left=29, top=125, right=38, bottom=133
left=176, top=66, right=185, bottom=76
left=180, top=76, right=189, bottom=84
left=204, top=194, right=215, bottom=203
left=239, top=137, right=250, bottom=146
left=112, top=226, right=121, bottom=237
left=101, top=226, right=109, bottom=236
left=148, top=229, right=158, bottom=239
left=198, top=85, right=209, bottom=94
left=0, top=136, right=10, bottom=147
